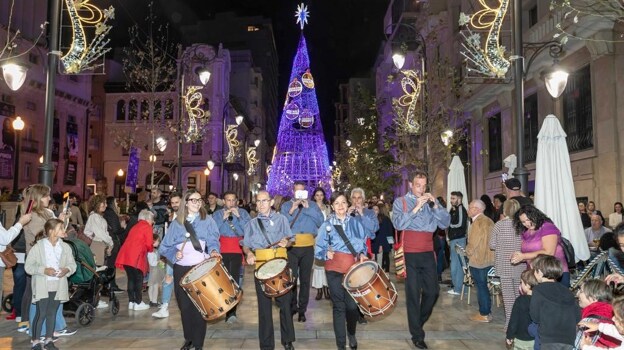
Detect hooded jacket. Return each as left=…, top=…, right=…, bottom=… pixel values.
left=530, top=281, right=581, bottom=345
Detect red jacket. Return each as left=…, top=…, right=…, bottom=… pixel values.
left=115, top=220, right=154, bottom=274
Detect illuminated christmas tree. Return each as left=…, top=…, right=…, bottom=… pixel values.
left=266, top=4, right=332, bottom=197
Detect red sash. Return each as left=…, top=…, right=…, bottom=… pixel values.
left=325, top=252, right=357, bottom=274
left=402, top=230, right=434, bottom=253
left=366, top=237, right=372, bottom=257
left=219, top=236, right=242, bottom=254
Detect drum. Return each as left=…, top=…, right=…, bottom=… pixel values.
left=254, top=258, right=293, bottom=298
left=179, top=257, right=243, bottom=321
left=342, top=260, right=397, bottom=318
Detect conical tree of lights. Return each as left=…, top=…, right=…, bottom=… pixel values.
left=267, top=4, right=332, bottom=197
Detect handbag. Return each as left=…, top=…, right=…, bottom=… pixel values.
left=0, top=246, right=18, bottom=268
left=394, top=230, right=406, bottom=280
left=76, top=228, right=93, bottom=246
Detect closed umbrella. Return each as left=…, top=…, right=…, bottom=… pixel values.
left=534, top=114, right=589, bottom=261
left=447, top=155, right=469, bottom=210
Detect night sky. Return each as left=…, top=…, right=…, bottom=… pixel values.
left=104, top=0, right=389, bottom=155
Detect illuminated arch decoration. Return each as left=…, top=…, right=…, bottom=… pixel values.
left=459, top=0, right=510, bottom=78
left=246, top=146, right=259, bottom=176
left=61, top=0, right=115, bottom=74
left=225, top=124, right=241, bottom=163
left=182, top=85, right=209, bottom=142
left=267, top=5, right=332, bottom=197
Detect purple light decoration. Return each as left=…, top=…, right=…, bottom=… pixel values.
left=267, top=33, right=332, bottom=197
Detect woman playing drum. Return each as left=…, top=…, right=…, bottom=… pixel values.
left=159, top=189, right=220, bottom=350
left=315, top=191, right=368, bottom=350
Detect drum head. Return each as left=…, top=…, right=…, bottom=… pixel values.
left=345, top=261, right=378, bottom=289
left=184, top=258, right=218, bottom=284
left=256, top=258, right=288, bottom=279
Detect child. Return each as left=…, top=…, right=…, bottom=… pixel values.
left=147, top=234, right=164, bottom=307
left=578, top=296, right=624, bottom=349
left=530, top=254, right=581, bottom=350
left=574, top=279, right=617, bottom=349
left=506, top=269, right=539, bottom=350
left=25, top=219, right=77, bottom=350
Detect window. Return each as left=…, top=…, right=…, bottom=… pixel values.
left=528, top=5, right=538, bottom=28
left=488, top=112, right=502, bottom=172
left=24, top=162, right=32, bottom=180
left=128, top=100, right=138, bottom=120
left=141, top=100, right=150, bottom=120
left=116, top=100, right=126, bottom=121
left=154, top=100, right=162, bottom=121
left=523, top=93, right=539, bottom=163
left=563, top=65, right=593, bottom=152
left=164, top=99, right=174, bottom=120
left=26, top=101, right=36, bottom=111
left=122, top=147, right=129, bottom=156
left=191, top=141, right=203, bottom=156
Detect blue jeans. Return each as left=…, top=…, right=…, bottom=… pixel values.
left=436, top=237, right=446, bottom=278
left=12, top=263, right=27, bottom=316
left=161, top=262, right=173, bottom=305
left=28, top=303, right=66, bottom=334
left=449, top=238, right=466, bottom=293
left=470, top=266, right=492, bottom=316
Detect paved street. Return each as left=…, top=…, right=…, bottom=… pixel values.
left=0, top=266, right=506, bottom=349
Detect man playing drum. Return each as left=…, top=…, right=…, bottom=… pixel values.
left=315, top=191, right=368, bottom=350
left=280, top=181, right=324, bottom=323
left=392, top=170, right=450, bottom=350
left=213, top=191, right=251, bottom=324
left=159, top=189, right=221, bottom=350
left=243, top=190, right=296, bottom=350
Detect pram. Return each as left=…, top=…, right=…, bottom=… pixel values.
left=62, top=238, right=119, bottom=326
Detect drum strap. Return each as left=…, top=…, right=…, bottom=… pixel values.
left=290, top=207, right=303, bottom=229
left=183, top=221, right=204, bottom=253
left=256, top=219, right=273, bottom=247
left=333, top=224, right=358, bottom=257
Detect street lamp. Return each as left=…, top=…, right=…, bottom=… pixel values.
left=203, top=168, right=210, bottom=176
left=2, top=62, right=29, bottom=91
left=11, top=116, right=25, bottom=196
left=511, top=0, right=568, bottom=195
left=207, top=160, right=215, bottom=170
left=392, top=53, right=406, bottom=70
left=117, top=168, right=124, bottom=177
left=441, top=129, right=454, bottom=147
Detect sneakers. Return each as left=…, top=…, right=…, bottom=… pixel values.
left=31, top=343, right=43, bottom=350
left=17, top=322, right=29, bottom=333
left=128, top=302, right=136, bottom=310
left=470, top=313, right=492, bottom=323
left=226, top=315, right=237, bottom=324
left=39, top=336, right=59, bottom=342
left=149, top=302, right=161, bottom=308
left=43, top=341, right=59, bottom=350
left=447, top=290, right=461, bottom=296
left=97, top=300, right=109, bottom=309
left=55, top=328, right=77, bottom=336
left=133, top=302, right=150, bottom=311
left=152, top=303, right=169, bottom=318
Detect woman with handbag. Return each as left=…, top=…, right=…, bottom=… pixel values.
left=159, top=189, right=220, bottom=350
left=0, top=210, right=31, bottom=312
left=315, top=191, right=368, bottom=350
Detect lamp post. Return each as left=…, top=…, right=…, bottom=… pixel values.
left=11, top=116, right=25, bottom=196
left=512, top=0, right=568, bottom=195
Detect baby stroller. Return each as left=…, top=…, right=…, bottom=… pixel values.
left=62, top=238, right=119, bottom=326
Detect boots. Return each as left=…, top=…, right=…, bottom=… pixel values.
left=324, top=286, right=331, bottom=300
left=315, top=288, right=323, bottom=300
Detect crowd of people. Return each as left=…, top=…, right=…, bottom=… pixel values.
left=4, top=175, right=624, bottom=350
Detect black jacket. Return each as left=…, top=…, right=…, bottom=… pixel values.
left=103, top=207, right=124, bottom=245
left=506, top=295, right=534, bottom=341
left=530, top=282, right=580, bottom=345
left=448, top=205, right=468, bottom=240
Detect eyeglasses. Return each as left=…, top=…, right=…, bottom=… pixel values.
left=257, top=199, right=271, bottom=204
left=187, top=198, right=203, bottom=204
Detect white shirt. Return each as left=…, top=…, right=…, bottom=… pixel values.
left=43, top=238, right=62, bottom=281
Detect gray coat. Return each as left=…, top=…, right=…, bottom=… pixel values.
left=25, top=239, right=77, bottom=303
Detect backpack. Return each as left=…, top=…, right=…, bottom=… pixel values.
left=560, top=236, right=576, bottom=268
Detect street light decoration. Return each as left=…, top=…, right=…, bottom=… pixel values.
left=459, top=0, right=511, bottom=78
left=393, top=68, right=424, bottom=134
left=225, top=124, right=241, bottom=163
left=246, top=145, right=259, bottom=176
left=182, top=85, right=209, bottom=142
left=60, top=0, right=115, bottom=74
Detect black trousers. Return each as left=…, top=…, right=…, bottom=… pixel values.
left=32, top=291, right=60, bottom=341
left=327, top=271, right=358, bottom=348
left=124, top=265, right=143, bottom=304
left=221, top=253, right=242, bottom=318
left=174, top=264, right=207, bottom=348
left=405, top=251, right=439, bottom=342
left=254, top=277, right=295, bottom=350
left=287, top=246, right=314, bottom=314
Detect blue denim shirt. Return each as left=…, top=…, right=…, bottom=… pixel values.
left=314, top=215, right=367, bottom=260
left=352, top=207, right=379, bottom=240
left=243, top=211, right=293, bottom=250
left=280, top=200, right=324, bottom=235
left=213, top=208, right=251, bottom=237
left=159, top=214, right=220, bottom=263
left=392, top=193, right=450, bottom=232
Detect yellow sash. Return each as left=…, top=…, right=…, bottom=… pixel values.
left=254, top=247, right=287, bottom=269
left=293, top=233, right=315, bottom=247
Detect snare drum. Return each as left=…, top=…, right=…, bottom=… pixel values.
left=342, top=260, right=397, bottom=318
left=254, top=258, right=293, bottom=298
left=179, top=257, right=243, bottom=321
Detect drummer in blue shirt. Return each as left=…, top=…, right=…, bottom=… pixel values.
left=243, top=190, right=295, bottom=350
left=280, top=181, right=324, bottom=323
left=213, top=191, right=251, bottom=324
left=315, top=191, right=368, bottom=350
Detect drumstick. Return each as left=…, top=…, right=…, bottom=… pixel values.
left=179, top=232, right=191, bottom=254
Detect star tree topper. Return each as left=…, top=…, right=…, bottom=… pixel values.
left=295, top=3, right=310, bottom=30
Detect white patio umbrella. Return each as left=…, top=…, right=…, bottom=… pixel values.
left=534, top=114, right=589, bottom=261
left=447, top=155, right=469, bottom=210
